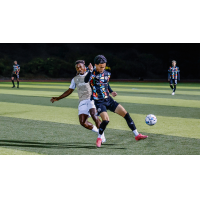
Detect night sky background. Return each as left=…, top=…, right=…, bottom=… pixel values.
left=0, top=43, right=199, bottom=80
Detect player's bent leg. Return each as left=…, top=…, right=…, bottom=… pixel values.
left=89, top=108, right=106, bottom=144
left=114, top=104, right=127, bottom=117
left=11, top=77, right=15, bottom=88
left=115, top=104, right=148, bottom=140
left=89, top=108, right=101, bottom=128
left=96, top=112, right=109, bottom=147
left=79, top=114, right=93, bottom=130
left=170, top=84, right=173, bottom=90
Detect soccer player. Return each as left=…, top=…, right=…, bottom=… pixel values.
left=84, top=55, right=148, bottom=148
left=11, top=60, right=20, bottom=88
left=168, top=60, right=180, bottom=95
left=50, top=60, right=106, bottom=142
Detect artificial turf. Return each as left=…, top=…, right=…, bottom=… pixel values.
left=0, top=81, right=200, bottom=154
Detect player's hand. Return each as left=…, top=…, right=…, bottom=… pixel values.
left=88, top=63, right=93, bottom=71
left=50, top=97, right=59, bottom=103
left=168, top=79, right=170, bottom=81
left=111, top=92, right=117, bottom=97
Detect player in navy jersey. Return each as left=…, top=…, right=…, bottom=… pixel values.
left=85, top=55, right=148, bottom=147
left=168, top=60, right=180, bottom=95
left=11, top=60, right=20, bottom=88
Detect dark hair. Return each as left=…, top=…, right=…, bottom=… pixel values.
left=75, top=60, right=85, bottom=65
left=94, top=55, right=107, bottom=64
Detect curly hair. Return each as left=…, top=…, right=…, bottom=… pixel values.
left=94, top=55, right=107, bottom=65
left=75, top=60, right=85, bottom=66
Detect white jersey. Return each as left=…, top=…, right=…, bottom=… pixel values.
left=69, top=73, right=92, bottom=102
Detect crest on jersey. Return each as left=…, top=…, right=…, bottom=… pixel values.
left=105, top=76, right=108, bottom=80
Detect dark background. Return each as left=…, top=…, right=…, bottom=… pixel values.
left=0, top=43, right=199, bottom=80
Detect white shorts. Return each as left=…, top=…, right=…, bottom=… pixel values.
left=78, top=99, right=96, bottom=116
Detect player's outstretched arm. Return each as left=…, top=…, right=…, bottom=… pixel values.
left=108, top=83, right=117, bottom=97
left=50, top=88, right=74, bottom=103
left=84, top=63, right=93, bottom=83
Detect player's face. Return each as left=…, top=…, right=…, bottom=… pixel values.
left=75, top=63, right=85, bottom=75
left=95, top=63, right=106, bottom=73
left=172, top=61, right=176, bottom=67
left=14, top=61, right=17, bottom=65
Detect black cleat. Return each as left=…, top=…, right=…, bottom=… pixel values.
left=17, top=86, right=19, bottom=88
left=12, top=85, right=15, bottom=88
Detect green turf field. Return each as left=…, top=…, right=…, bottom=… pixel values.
left=0, top=81, right=200, bottom=155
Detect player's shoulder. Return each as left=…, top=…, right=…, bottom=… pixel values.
left=104, top=70, right=111, bottom=76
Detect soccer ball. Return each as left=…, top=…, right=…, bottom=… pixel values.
left=145, top=114, right=157, bottom=126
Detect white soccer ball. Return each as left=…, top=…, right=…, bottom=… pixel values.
left=145, top=114, right=157, bottom=126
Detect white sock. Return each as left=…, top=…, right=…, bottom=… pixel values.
left=92, top=126, right=98, bottom=133
left=98, top=132, right=105, bottom=139
left=133, top=129, right=139, bottom=136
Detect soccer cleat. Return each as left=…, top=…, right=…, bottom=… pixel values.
left=96, top=138, right=102, bottom=147
left=17, top=86, right=19, bottom=88
left=101, top=135, right=106, bottom=144
left=12, top=85, right=15, bottom=88
left=172, top=92, right=175, bottom=95
left=135, top=134, right=148, bottom=141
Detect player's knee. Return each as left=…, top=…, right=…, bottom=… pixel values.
left=79, top=119, right=86, bottom=127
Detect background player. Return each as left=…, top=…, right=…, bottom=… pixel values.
left=11, top=60, right=20, bottom=88
left=50, top=60, right=106, bottom=142
left=168, top=60, right=180, bottom=95
left=84, top=55, right=148, bottom=148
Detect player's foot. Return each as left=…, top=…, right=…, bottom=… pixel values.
left=101, top=135, right=106, bottom=143
left=96, top=138, right=102, bottom=147
left=12, top=85, right=15, bottom=88
left=172, top=92, right=175, bottom=95
left=135, top=133, right=148, bottom=141
left=17, top=86, right=19, bottom=88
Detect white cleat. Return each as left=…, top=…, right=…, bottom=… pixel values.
left=172, top=92, right=175, bottom=95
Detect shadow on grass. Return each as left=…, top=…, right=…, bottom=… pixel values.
left=0, top=140, right=126, bottom=150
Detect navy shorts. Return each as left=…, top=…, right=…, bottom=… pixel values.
left=94, top=96, right=119, bottom=115
left=170, top=79, right=177, bottom=85
left=11, top=73, right=19, bottom=79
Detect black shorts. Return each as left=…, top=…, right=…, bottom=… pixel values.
left=11, top=73, right=19, bottom=79
left=94, top=96, right=119, bottom=115
left=170, top=79, right=177, bottom=85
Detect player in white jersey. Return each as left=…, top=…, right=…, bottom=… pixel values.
left=50, top=60, right=106, bottom=143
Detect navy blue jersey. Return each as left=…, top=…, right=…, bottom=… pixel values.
left=12, top=64, right=20, bottom=75
left=85, top=69, right=111, bottom=100
left=168, top=66, right=180, bottom=80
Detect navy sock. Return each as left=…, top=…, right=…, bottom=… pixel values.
left=99, top=120, right=109, bottom=135
left=170, top=85, right=173, bottom=90
left=12, top=80, right=15, bottom=86
left=173, top=85, right=176, bottom=92
left=124, top=112, right=136, bottom=131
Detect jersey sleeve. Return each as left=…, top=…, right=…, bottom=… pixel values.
left=69, top=78, right=76, bottom=89
left=84, top=71, right=93, bottom=83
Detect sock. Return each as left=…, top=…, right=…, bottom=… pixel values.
left=92, top=125, right=98, bottom=133
left=98, top=120, right=109, bottom=137
left=173, top=85, right=176, bottom=92
left=12, top=80, right=15, bottom=86
left=17, top=81, right=19, bottom=86
left=170, top=85, right=173, bottom=90
left=133, top=129, right=139, bottom=137
left=124, top=113, right=138, bottom=135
